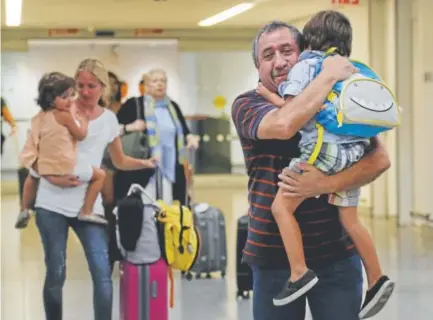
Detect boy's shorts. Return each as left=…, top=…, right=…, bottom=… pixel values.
left=288, top=141, right=370, bottom=207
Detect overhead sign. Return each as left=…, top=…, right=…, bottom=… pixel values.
left=48, top=28, right=80, bottom=36
left=133, top=29, right=164, bottom=37
left=332, top=0, right=359, bottom=4
left=95, top=30, right=116, bottom=37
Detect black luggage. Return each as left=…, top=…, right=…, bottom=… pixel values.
left=236, top=214, right=253, bottom=298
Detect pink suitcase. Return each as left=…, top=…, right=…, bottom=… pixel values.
left=119, top=258, right=169, bottom=320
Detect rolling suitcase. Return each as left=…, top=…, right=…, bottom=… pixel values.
left=118, top=169, right=172, bottom=320
left=236, top=214, right=253, bottom=298
left=119, top=259, right=168, bottom=320
left=188, top=203, right=227, bottom=279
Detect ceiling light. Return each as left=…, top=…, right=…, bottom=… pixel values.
left=198, top=2, right=255, bottom=27
left=5, top=0, right=22, bottom=27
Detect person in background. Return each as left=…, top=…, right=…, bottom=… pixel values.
left=139, top=73, right=150, bottom=96
left=1, top=96, right=17, bottom=155
left=117, top=69, right=199, bottom=202
left=101, top=71, right=123, bottom=213
left=107, top=71, right=122, bottom=114
left=120, top=81, right=128, bottom=103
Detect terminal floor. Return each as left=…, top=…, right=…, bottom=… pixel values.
left=1, top=175, right=433, bottom=319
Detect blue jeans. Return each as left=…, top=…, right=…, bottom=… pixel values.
left=252, top=255, right=363, bottom=320
left=35, top=208, right=112, bottom=320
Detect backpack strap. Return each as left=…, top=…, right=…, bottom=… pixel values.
left=309, top=47, right=339, bottom=165
left=307, top=123, right=324, bottom=165
left=313, top=47, right=338, bottom=77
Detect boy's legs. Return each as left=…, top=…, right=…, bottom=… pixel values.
left=78, top=167, right=107, bottom=224
left=338, top=204, right=382, bottom=287
left=270, top=157, right=319, bottom=306
left=335, top=191, right=395, bottom=318
left=272, top=191, right=308, bottom=281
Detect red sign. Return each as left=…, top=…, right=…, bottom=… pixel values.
left=48, top=28, right=80, bottom=36
left=133, top=29, right=164, bottom=37
left=332, top=0, right=359, bottom=4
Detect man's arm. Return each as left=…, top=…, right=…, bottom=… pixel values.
left=257, top=55, right=357, bottom=140
left=278, top=137, right=391, bottom=198
left=328, top=137, right=390, bottom=193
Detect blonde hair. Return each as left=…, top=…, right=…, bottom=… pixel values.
left=75, top=58, right=110, bottom=107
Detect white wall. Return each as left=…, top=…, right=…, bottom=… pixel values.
left=412, top=0, right=433, bottom=217
left=179, top=51, right=258, bottom=170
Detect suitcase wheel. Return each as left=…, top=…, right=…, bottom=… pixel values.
left=237, top=290, right=251, bottom=299
left=186, top=272, right=193, bottom=281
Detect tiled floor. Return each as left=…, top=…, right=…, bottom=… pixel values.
left=1, top=175, right=433, bottom=320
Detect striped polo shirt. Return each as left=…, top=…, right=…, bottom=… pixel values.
left=232, top=90, right=356, bottom=269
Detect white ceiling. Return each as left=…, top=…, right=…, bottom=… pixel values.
left=1, top=0, right=333, bottom=29
left=1, top=0, right=344, bottom=51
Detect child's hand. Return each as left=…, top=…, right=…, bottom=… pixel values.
left=256, top=82, right=271, bottom=97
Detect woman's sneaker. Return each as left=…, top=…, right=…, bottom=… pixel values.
left=359, top=275, right=395, bottom=319
left=273, top=269, right=319, bottom=306
left=15, top=209, right=31, bottom=229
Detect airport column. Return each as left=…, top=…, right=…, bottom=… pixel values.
left=368, top=0, right=395, bottom=219
left=395, top=0, right=414, bottom=226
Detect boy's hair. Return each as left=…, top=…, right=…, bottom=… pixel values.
left=37, top=72, right=75, bottom=111
left=303, top=10, right=352, bottom=57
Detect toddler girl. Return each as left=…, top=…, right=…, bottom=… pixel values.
left=15, top=72, right=107, bottom=227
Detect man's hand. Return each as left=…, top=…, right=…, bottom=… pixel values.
left=45, top=175, right=82, bottom=188
left=322, top=55, right=359, bottom=82
left=278, top=163, right=331, bottom=198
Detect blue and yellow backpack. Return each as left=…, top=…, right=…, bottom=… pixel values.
left=307, top=47, right=401, bottom=165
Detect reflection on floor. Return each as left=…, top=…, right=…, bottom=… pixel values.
left=1, top=174, right=433, bottom=320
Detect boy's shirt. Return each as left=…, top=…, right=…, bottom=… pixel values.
left=278, top=50, right=367, bottom=147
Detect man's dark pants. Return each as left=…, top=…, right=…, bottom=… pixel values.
left=252, top=255, right=363, bottom=320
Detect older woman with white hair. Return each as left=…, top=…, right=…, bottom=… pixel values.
left=115, top=69, right=199, bottom=201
